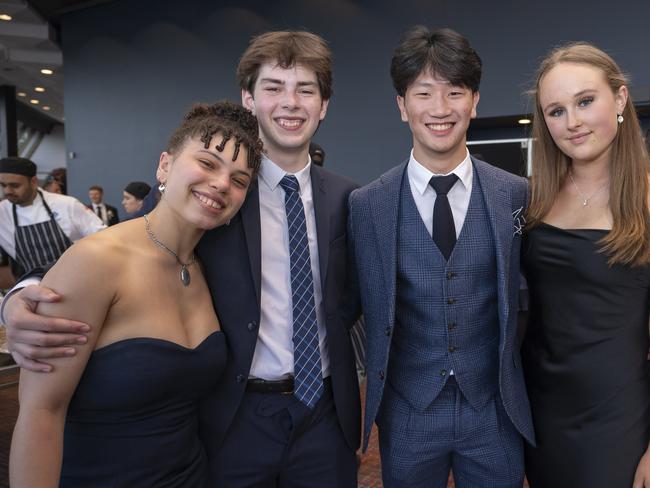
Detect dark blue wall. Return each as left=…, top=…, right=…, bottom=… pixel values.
left=61, top=0, right=650, bottom=211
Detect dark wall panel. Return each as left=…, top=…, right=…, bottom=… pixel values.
left=62, top=0, right=650, bottom=210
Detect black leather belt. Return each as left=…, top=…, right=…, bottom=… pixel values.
left=245, top=376, right=332, bottom=394
left=246, top=376, right=294, bottom=394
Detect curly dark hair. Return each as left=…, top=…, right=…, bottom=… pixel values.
left=166, top=100, right=263, bottom=175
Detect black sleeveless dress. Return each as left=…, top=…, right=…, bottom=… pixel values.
left=522, top=223, right=650, bottom=488
left=60, top=331, right=225, bottom=487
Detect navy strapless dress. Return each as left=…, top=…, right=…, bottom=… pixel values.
left=60, top=331, right=225, bottom=487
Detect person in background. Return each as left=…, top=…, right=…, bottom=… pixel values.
left=42, top=176, right=63, bottom=194
left=10, top=101, right=263, bottom=487
left=121, top=181, right=151, bottom=217
left=43, top=168, right=67, bottom=195
left=522, top=42, right=650, bottom=488
left=0, top=157, right=105, bottom=277
left=87, top=185, right=119, bottom=226
left=309, top=142, right=325, bottom=167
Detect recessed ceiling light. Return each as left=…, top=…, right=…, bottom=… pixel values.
left=40, top=68, right=54, bottom=75
left=34, top=87, right=45, bottom=93
left=30, top=99, right=39, bottom=105
left=518, top=118, right=531, bottom=125
left=43, top=106, right=51, bottom=111
left=17, top=92, right=26, bottom=97
left=0, top=14, right=12, bottom=21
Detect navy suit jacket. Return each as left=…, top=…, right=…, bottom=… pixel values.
left=348, top=157, right=535, bottom=451
left=197, top=164, right=361, bottom=464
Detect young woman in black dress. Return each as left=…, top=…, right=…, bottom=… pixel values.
left=523, top=43, right=650, bottom=488
left=10, top=101, right=263, bottom=487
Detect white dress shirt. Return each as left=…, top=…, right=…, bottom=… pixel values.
left=92, top=203, right=107, bottom=224
left=407, top=149, right=473, bottom=238
left=249, top=155, right=330, bottom=380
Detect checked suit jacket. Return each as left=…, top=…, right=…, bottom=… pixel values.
left=197, top=163, right=362, bottom=469
left=348, top=157, right=535, bottom=451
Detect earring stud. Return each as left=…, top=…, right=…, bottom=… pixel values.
left=617, top=114, right=624, bottom=124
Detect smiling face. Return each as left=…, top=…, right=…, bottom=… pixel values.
left=242, top=62, right=328, bottom=168
left=156, top=134, right=253, bottom=230
left=397, top=70, right=479, bottom=173
left=539, top=62, right=627, bottom=167
left=88, top=189, right=103, bottom=204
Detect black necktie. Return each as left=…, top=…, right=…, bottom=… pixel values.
left=94, top=205, right=102, bottom=217
left=429, top=174, right=459, bottom=260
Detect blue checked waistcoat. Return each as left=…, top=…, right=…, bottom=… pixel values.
left=349, top=158, right=535, bottom=451
left=388, top=169, right=499, bottom=412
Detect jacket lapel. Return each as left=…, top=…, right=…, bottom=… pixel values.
left=367, top=162, right=407, bottom=327
left=473, top=159, right=513, bottom=335
left=310, top=165, right=329, bottom=292
left=241, top=180, right=262, bottom=305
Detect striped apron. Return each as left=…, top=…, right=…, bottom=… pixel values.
left=12, top=190, right=73, bottom=273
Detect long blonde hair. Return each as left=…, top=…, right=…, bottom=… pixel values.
left=527, top=42, right=650, bottom=266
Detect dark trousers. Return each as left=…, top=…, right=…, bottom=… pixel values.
left=209, top=381, right=356, bottom=487
left=378, top=377, right=524, bottom=488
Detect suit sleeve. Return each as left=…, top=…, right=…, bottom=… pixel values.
left=339, top=190, right=362, bottom=330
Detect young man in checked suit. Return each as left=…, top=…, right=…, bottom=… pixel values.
left=348, top=26, right=535, bottom=487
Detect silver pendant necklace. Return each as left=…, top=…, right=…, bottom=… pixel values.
left=143, top=213, right=196, bottom=286
left=568, top=172, right=608, bottom=207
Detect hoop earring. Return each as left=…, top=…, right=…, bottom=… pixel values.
left=617, top=114, right=624, bottom=124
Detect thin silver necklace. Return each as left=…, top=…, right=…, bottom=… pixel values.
left=568, top=172, right=608, bottom=207
left=143, top=213, right=196, bottom=286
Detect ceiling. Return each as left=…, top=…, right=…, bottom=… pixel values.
left=0, top=0, right=112, bottom=126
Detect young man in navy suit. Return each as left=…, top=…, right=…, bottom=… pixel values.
left=348, top=26, right=534, bottom=487
left=3, top=31, right=360, bottom=488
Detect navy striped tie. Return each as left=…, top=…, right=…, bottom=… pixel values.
left=279, top=175, right=323, bottom=409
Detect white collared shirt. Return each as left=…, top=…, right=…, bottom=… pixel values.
left=407, top=149, right=473, bottom=238
left=92, top=203, right=107, bottom=224
left=249, top=155, right=329, bottom=380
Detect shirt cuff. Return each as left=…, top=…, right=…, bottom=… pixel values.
left=1, top=277, right=42, bottom=325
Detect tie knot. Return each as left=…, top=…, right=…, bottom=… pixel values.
left=429, top=174, right=459, bottom=196
left=280, top=175, right=300, bottom=194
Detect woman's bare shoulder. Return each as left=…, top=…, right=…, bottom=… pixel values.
left=45, top=218, right=145, bottom=288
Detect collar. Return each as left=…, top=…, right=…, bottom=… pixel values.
left=258, top=154, right=312, bottom=194
left=407, top=149, right=472, bottom=196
